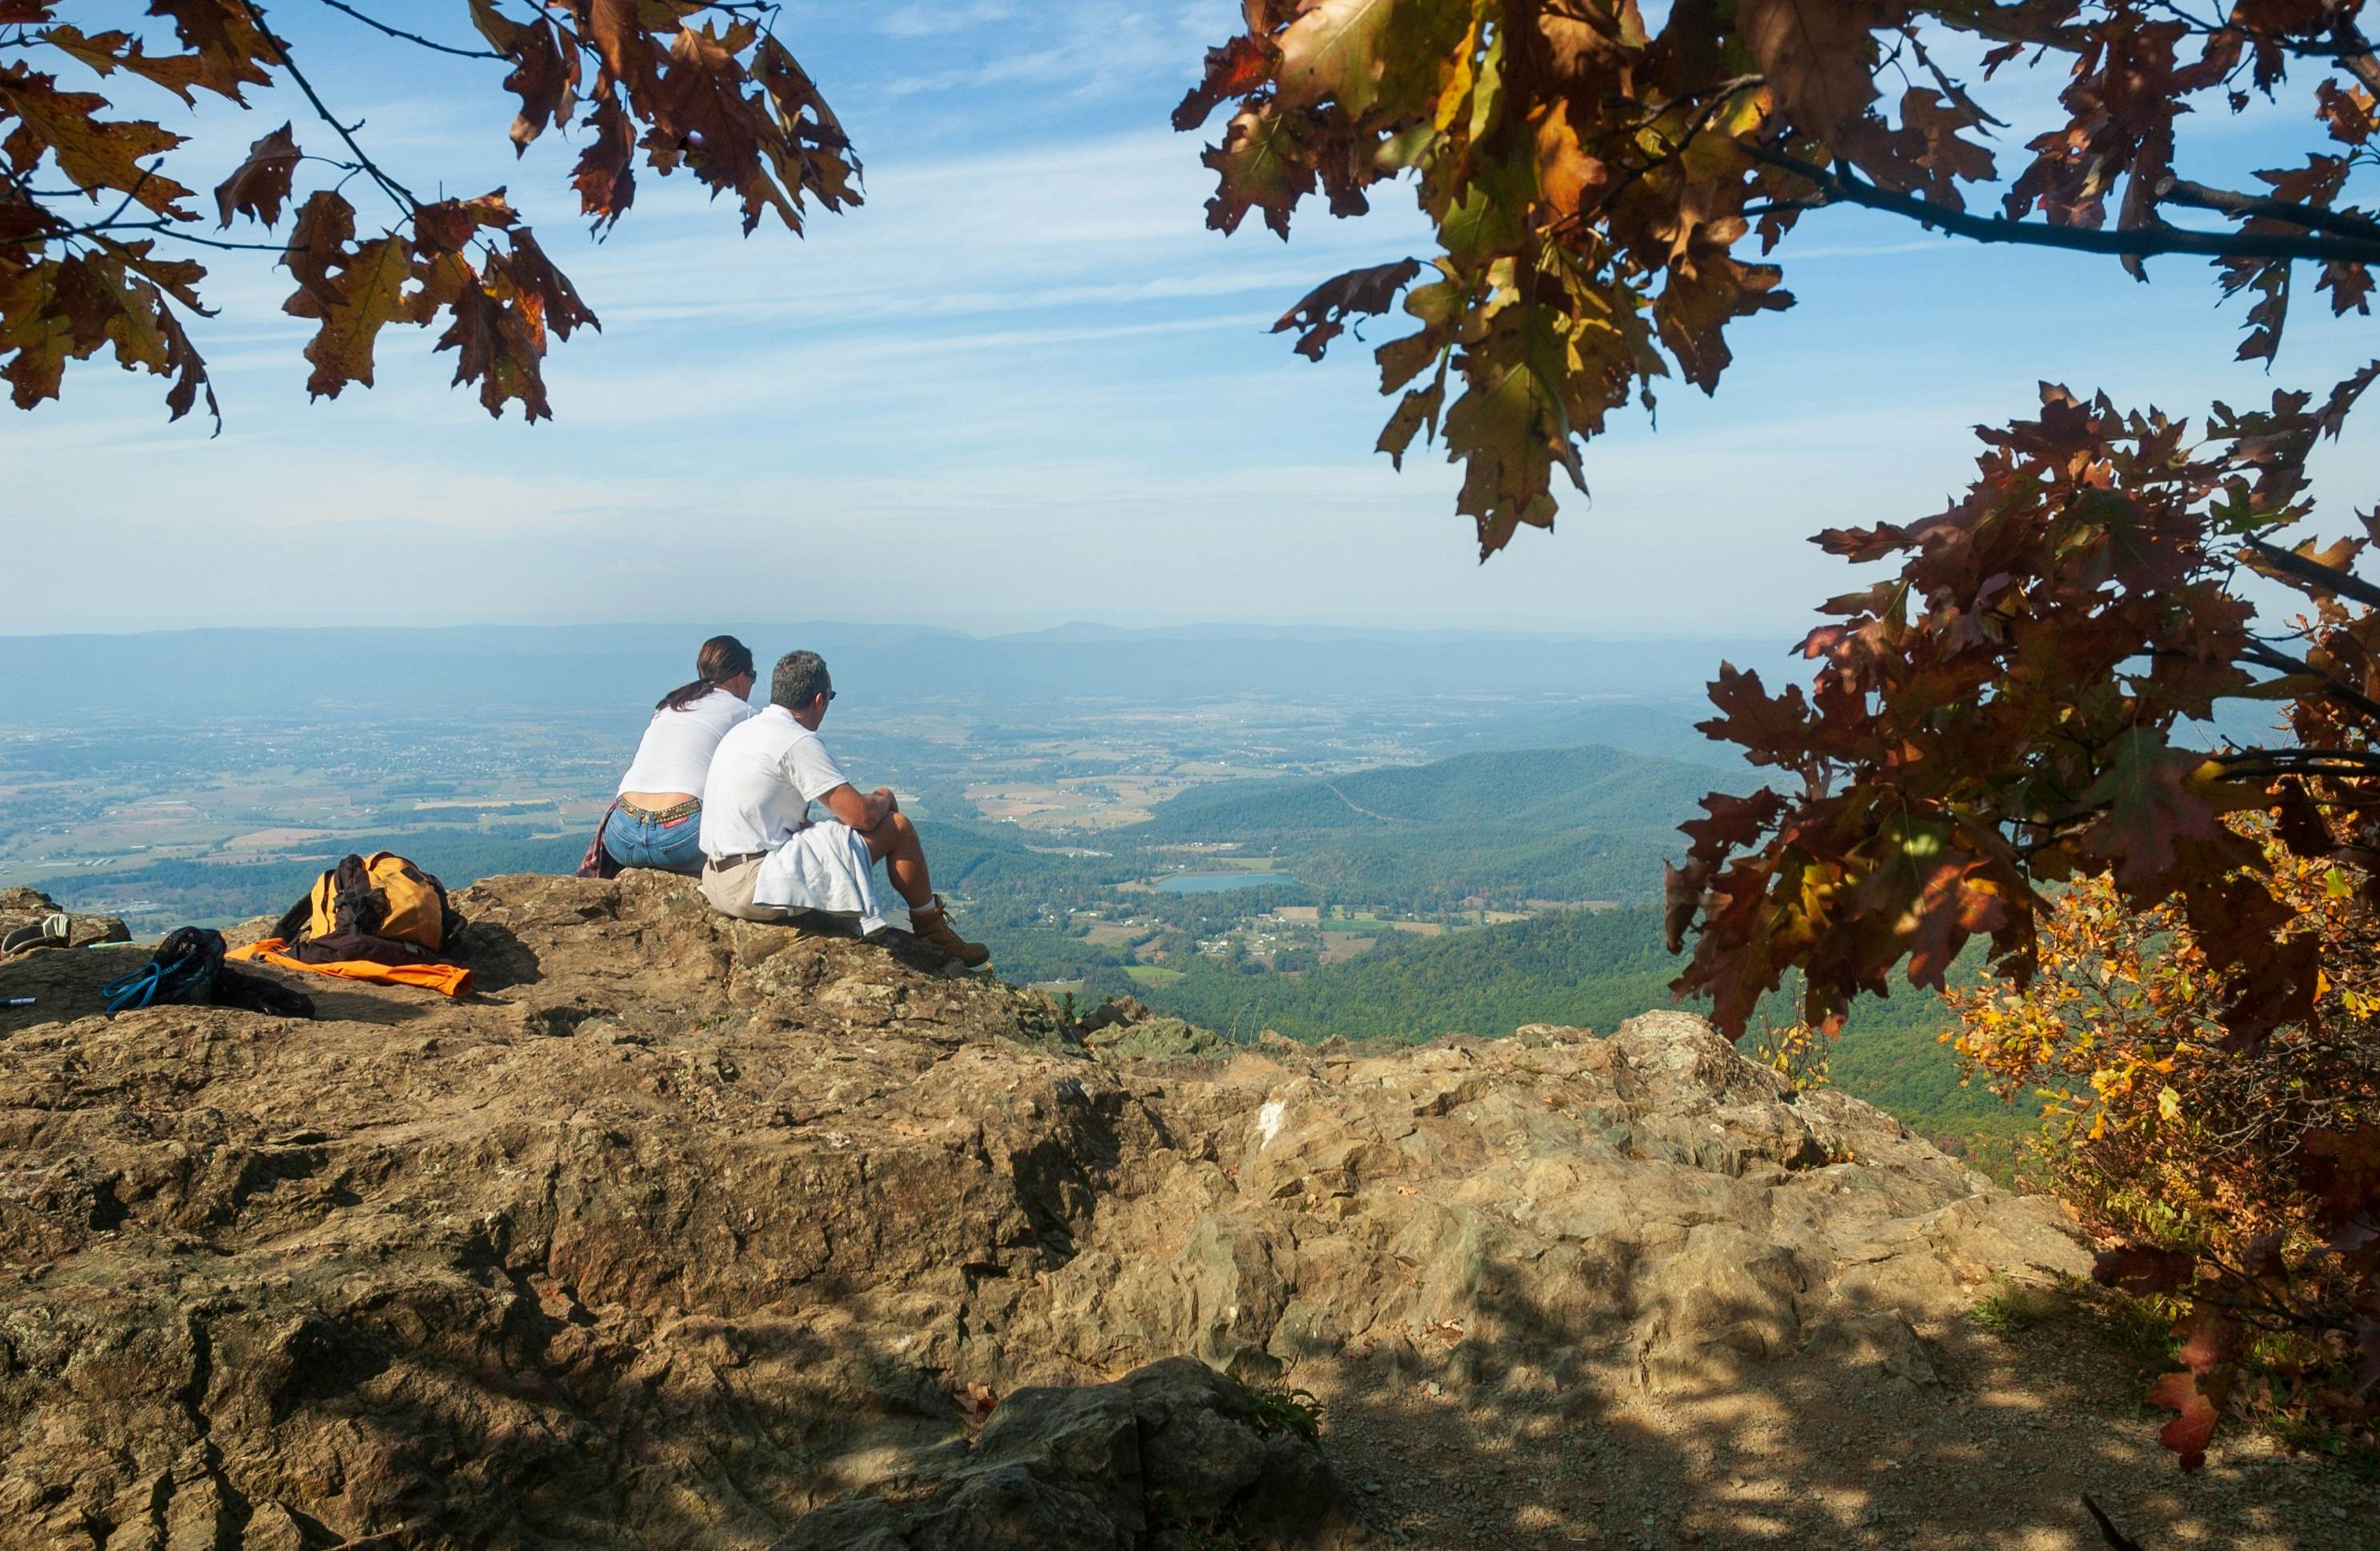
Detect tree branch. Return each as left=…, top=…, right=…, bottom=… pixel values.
left=2239, top=639, right=2380, bottom=726
left=2333, top=22, right=2380, bottom=98
left=311, top=0, right=502, bottom=60
left=2241, top=537, right=2380, bottom=611
left=2158, top=177, right=2380, bottom=245
left=2213, top=746, right=2380, bottom=777
left=238, top=0, right=418, bottom=214
left=1746, top=146, right=2380, bottom=267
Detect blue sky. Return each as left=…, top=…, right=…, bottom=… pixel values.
left=4, top=2, right=2374, bottom=635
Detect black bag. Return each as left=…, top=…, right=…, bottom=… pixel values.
left=102, top=927, right=314, bottom=1018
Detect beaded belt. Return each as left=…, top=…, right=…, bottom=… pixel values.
left=619, top=796, right=701, bottom=824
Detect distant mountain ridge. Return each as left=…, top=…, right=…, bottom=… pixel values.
left=0, top=622, right=1791, bottom=721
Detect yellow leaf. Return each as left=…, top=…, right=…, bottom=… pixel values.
left=1435, top=16, right=1481, bottom=133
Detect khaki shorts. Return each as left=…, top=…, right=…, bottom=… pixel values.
left=699, top=853, right=797, bottom=922
left=700, top=853, right=870, bottom=933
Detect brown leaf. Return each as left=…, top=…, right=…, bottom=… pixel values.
left=2316, top=78, right=2378, bottom=146
left=2145, top=1371, right=2219, bottom=1471
left=285, top=232, right=414, bottom=399
left=138, top=0, right=275, bottom=102
left=1272, top=258, right=1419, bottom=361
left=1736, top=0, right=1879, bottom=143
left=1174, top=34, right=1275, bottom=132
left=753, top=37, right=862, bottom=212
left=2, top=248, right=215, bottom=426
left=495, top=229, right=598, bottom=342
left=0, top=70, right=194, bottom=216
left=1533, top=100, right=1602, bottom=215
left=572, top=95, right=638, bottom=230
left=1202, top=104, right=1317, bottom=240
left=280, top=190, right=354, bottom=309
left=414, top=190, right=518, bottom=254
left=0, top=258, right=72, bottom=408
left=433, top=267, right=551, bottom=422
left=2078, top=729, right=2224, bottom=885
left=213, top=121, right=299, bottom=229
left=471, top=0, right=577, bottom=152
left=38, top=25, right=211, bottom=107
left=2093, top=1245, right=2195, bottom=1294
left=2171, top=1306, right=2239, bottom=1375
left=652, top=23, right=789, bottom=235
left=585, top=0, right=660, bottom=104
left=1375, top=376, right=1446, bottom=470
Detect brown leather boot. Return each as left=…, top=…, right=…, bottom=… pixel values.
left=910, top=898, right=990, bottom=968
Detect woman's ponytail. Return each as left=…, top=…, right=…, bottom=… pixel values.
left=657, top=634, right=755, bottom=712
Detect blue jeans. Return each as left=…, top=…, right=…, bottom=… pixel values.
left=602, top=801, right=706, bottom=875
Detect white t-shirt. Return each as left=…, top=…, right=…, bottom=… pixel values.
left=617, top=688, right=756, bottom=798
left=700, top=706, right=854, bottom=858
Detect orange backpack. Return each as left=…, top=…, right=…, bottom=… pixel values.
left=270, top=852, right=466, bottom=965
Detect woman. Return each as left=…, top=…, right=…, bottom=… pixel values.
left=599, top=635, right=757, bottom=875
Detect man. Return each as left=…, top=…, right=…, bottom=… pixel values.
left=698, top=650, right=990, bottom=967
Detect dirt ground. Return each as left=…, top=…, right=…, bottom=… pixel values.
left=1302, top=1312, right=2374, bottom=1550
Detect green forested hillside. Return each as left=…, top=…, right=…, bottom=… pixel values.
left=1132, top=746, right=1719, bottom=841
left=1290, top=826, right=1675, bottom=908
left=1128, top=746, right=1728, bottom=908
left=1122, top=907, right=2029, bottom=1171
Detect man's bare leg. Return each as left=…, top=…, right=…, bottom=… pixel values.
left=858, top=813, right=986, bottom=965
left=859, top=813, right=934, bottom=908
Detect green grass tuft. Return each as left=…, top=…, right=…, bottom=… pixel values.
left=1966, top=1277, right=2070, bottom=1333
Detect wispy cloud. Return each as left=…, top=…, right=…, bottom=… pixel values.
left=876, top=2, right=1014, bottom=38
left=878, top=2, right=1219, bottom=100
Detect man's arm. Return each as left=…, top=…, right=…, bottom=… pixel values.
left=820, top=783, right=897, bottom=833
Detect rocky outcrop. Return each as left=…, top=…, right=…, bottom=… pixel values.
left=0, top=872, right=2088, bottom=1551
left=780, top=1358, right=1362, bottom=1551
left=0, top=889, right=128, bottom=961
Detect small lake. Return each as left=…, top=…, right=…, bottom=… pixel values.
left=1155, top=871, right=1301, bottom=894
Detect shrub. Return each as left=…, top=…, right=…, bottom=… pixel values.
left=1947, top=824, right=2379, bottom=1465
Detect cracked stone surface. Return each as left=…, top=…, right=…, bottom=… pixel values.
left=0, top=872, right=2108, bottom=1550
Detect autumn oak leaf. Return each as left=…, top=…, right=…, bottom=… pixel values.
left=1273, top=258, right=1419, bottom=361
left=1173, top=34, right=1275, bottom=132
left=2145, top=1372, right=2220, bottom=1471
left=213, top=122, right=300, bottom=229
left=2078, top=729, right=2226, bottom=885
left=1202, top=105, right=1316, bottom=239
left=1736, top=0, right=1881, bottom=144
left=285, top=232, right=414, bottom=400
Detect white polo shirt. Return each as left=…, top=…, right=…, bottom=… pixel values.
left=699, top=706, right=853, bottom=860
left=616, top=688, right=754, bottom=797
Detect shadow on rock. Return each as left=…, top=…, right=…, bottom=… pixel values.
left=455, top=920, right=540, bottom=991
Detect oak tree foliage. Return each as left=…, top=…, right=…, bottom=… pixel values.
left=1950, top=847, right=2380, bottom=1467
left=0, top=1, right=858, bottom=426
left=1133, top=0, right=2380, bottom=1471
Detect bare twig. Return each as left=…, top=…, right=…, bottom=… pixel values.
left=311, top=0, right=502, bottom=59
left=237, top=0, right=419, bottom=214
